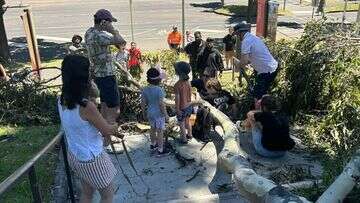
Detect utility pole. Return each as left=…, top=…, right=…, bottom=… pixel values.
left=357, top=2, right=360, bottom=23
left=182, top=0, right=185, bottom=48
left=0, top=0, right=10, bottom=62
left=129, top=0, right=134, bottom=42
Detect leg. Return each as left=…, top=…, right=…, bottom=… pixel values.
left=185, top=117, right=192, bottom=139
left=79, top=180, right=95, bottom=203
left=225, top=52, right=231, bottom=69
left=179, top=120, right=187, bottom=142
left=150, top=127, right=157, bottom=146
left=98, top=182, right=114, bottom=203
left=156, top=128, right=164, bottom=152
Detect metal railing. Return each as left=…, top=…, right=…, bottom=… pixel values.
left=0, top=131, right=75, bottom=203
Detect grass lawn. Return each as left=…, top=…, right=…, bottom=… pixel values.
left=214, top=4, right=292, bottom=17
left=0, top=125, right=60, bottom=202
left=325, top=2, right=359, bottom=13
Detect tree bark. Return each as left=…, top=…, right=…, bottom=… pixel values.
left=114, top=61, right=310, bottom=202
left=316, top=149, right=360, bottom=203
left=0, top=0, right=10, bottom=62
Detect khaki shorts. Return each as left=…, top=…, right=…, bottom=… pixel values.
left=224, top=51, right=235, bottom=60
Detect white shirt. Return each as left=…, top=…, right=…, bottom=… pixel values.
left=58, top=99, right=103, bottom=161
left=241, top=32, right=278, bottom=74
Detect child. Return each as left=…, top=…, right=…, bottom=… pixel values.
left=141, top=68, right=170, bottom=155
left=203, top=78, right=236, bottom=117
left=68, top=34, right=85, bottom=55
left=114, top=45, right=129, bottom=70
left=174, top=61, right=193, bottom=144
left=243, top=95, right=295, bottom=158
left=128, top=42, right=142, bottom=79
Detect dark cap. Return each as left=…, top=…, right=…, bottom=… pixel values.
left=146, top=68, right=160, bottom=80
left=206, top=37, right=214, bottom=43
left=233, top=21, right=251, bottom=34
left=94, top=9, right=117, bottom=22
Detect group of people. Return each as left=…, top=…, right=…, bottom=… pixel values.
left=57, top=8, right=294, bottom=203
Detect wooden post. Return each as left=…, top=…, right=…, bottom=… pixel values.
left=0, top=0, right=10, bottom=62
left=21, top=8, right=41, bottom=79
left=28, top=166, right=42, bottom=203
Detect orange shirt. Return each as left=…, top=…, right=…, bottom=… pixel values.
left=167, top=31, right=182, bottom=45
left=174, top=80, right=192, bottom=110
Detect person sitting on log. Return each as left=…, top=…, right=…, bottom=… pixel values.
left=242, top=95, right=295, bottom=158
left=203, top=78, right=237, bottom=119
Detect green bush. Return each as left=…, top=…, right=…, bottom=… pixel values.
left=0, top=69, right=59, bottom=125
left=266, top=20, right=360, bottom=200
left=143, top=50, right=188, bottom=78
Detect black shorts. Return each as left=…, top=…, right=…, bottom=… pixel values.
left=253, top=71, right=277, bottom=99
left=94, top=75, right=121, bottom=108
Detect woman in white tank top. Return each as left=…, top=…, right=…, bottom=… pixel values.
left=58, top=55, right=123, bottom=203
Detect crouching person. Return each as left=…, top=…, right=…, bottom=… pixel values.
left=243, top=95, right=295, bottom=158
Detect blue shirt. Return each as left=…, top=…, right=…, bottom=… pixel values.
left=141, top=85, right=165, bottom=119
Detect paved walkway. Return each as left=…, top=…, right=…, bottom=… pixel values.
left=89, top=133, right=247, bottom=202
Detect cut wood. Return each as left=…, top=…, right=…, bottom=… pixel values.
left=114, top=63, right=311, bottom=202
left=316, top=149, right=360, bottom=203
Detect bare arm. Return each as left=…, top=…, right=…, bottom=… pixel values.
left=234, top=54, right=250, bottom=72
left=80, top=101, right=122, bottom=139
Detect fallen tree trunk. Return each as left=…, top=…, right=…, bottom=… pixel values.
left=114, top=62, right=310, bottom=202
left=316, top=149, right=360, bottom=203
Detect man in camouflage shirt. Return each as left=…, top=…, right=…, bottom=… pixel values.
left=85, top=9, right=126, bottom=124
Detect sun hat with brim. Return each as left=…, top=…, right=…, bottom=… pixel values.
left=233, top=21, right=251, bottom=35
left=94, top=9, right=117, bottom=22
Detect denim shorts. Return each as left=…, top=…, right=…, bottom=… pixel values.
left=177, top=106, right=193, bottom=122
left=253, top=71, right=277, bottom=99
left=251, top=127, right=286, bottom=158
left=94, top=75, right=121, bottom=108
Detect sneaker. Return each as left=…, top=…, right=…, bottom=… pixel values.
left=157, top=148, right=171, bottom=156
left=179, top=138, right=188, bottom=144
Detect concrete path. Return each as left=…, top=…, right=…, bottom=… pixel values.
left=91, top=132, right=248, bottom=202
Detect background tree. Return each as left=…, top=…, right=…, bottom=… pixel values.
left=0, top=0, right=10, bottom=62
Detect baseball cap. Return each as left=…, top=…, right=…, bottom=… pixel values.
left=233, top=21, right=251, bottom=34
left=94, top=9, right=117, bottom=22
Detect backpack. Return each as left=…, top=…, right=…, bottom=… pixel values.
left=192, top=107, right=213, bottom=142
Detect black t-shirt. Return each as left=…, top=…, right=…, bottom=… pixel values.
left=191, top=79, right=208, bottom=96
left=203, top=90, right=235, bottom=110
left=254, top=111, right=295, bottom=151
left=223, top=34, right=237, bottom=51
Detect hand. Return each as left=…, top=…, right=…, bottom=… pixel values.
left=104, top=22, right=117, bottom=34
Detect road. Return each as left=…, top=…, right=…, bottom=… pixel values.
left=4, top=0, right=241, bottom=50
